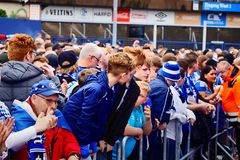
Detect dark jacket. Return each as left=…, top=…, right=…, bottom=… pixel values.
left=149, top=75, right=174, bottom=125
left=103, top=78, right=140, bottom=146
left=0, top=61, right=60, bottom=110
left=62, top=71, right=114, bottom=145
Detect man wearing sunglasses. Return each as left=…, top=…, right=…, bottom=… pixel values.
left=10, top=80, right=80, bottom=160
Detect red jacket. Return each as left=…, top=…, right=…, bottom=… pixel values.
left=11, top=126, right=81, bottom=160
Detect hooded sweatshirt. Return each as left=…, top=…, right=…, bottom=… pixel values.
left=0, top=61, right=60, bottom=109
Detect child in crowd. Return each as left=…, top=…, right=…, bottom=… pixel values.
left=112, top=81, right=152, bottom=159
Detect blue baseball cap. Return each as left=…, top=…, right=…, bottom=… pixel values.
left=30, top=80, right=64, bottom=97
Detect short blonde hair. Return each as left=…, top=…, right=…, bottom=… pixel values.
left=136, top=81, right=151, bottom=95
left=123, top=46, right=145, bottom=66
left=107, top=52, right=134, bottom=76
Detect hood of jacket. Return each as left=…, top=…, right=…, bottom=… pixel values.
left=1, top=61, right=43, bottom=83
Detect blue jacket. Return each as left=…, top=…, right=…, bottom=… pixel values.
left=149, top=75, right=174, bottom=125
left=62, top=71, right=114, bottom=145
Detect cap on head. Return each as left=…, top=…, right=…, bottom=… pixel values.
left=58, top=50, right=77, bottom=68
left=30, top=80, right=64, bottom=97
left=158, top=61, right=180, bottom=82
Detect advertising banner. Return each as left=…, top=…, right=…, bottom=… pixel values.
left=201, top=12, right=226, bottom=26
left=203, top=2, right=240, bottom=13
left=130, top=9, right=148, bottom=24
left=117, top=8, right=130, bottom=22
left=93, top=8, right=112, bottom=23
left=74, top=7, right=93, bottom=22
left=147, top=11, right=174, bottom=25
left=41, top=6, right=75, bottom=22
left=175, top=12, right=200, bottom=25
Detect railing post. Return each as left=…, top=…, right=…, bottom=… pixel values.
left=116, top=140, right=121, bottom=160
left=187, top=123, right=191, bottom=160
left=163, top=130, right=167, bottom=160
left=175, top=120, right=181, bottom=160
left=139, top=137, right=143, bottom=160
left=122, top=136, right=129, bottom=160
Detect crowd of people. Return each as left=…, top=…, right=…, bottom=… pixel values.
left=0, top=33, right=239, bottom=160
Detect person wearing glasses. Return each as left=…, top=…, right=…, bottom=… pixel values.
left=0, top=34, right=60, bottom=109
left=74, top=43, right=102, bottom=80
left=10, top=80, right=80, bottom=160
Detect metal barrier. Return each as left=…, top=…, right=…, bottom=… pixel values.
left=121, top=136, right=143, bottom=160
left=93, top=105, right=237, bottom=160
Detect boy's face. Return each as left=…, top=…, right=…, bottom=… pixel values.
left=135, top=90, right=148, bottom=107
left=134, top=64, right=150, bottom=82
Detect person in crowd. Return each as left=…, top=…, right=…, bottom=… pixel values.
left=44, top=42, right=55, bottom=56
left=56, top=50, right=79, bottom=97
left=224, top=53, right=235, bottom=65
left=166, top=67, right=196, bottom=160
left=234, top=57, right=240, bottom=68
left=217, top=60, right=240, bottom=158
left=112, top=81, right=152, bottom=160
left=98, top=48, right=109, bottom=71
left=134, top=58, right=151, bottom=82
left=98, top=47, right=143, bottom=160
left=70, top=68, right=100, bottom=97
left=75, top=43, right=102, bottom=80
left=52, top=43, right=63, bottom=55
left=132, top=40, right=140, bottom=48
left=45, top=53, right=59, bottom=71
left=147, top=61, right=179, bottom=160
left=148, top=55, right=162, bottom=82
left=44, top=34, right=51, bottom=44
left=193, top=55, right=208, bottom=81
left=32, top=56, right=49, bottom=69
left=0, top=34, right=60, bottom=109
left=195, top=65, right=220, bottom=104
left=161, top=52, right=177, bottom=64
left=62, top=52, right=134, bottom=160
left=10, top=80, right=80, bottom=160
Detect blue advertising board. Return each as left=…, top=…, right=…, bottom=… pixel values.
left=0, top=18, right=41, bottom=38
left=202, top=2, right=240, bottom=12
left=201, top=12, right=226, bottom=27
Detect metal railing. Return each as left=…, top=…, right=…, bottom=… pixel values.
left=113, top=105, right=236, bottom=160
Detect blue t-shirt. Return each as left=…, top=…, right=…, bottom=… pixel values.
left=112, top=105, right=146, bottom=159
left=195, top=80, right=213, bottom=97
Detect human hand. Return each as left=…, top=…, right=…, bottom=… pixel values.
left=61, top=79, right=68, bottom=95
left=144, top=105, right=151, bottom=121
left=0, top=118, right=14, bottom=146
left=188, top=118, right=195, bottom=126
left=99, top=140, right=106, bottom=152
left=40, top=63, right=55, bottom=78
left=155, top=119, right=167, bottom=130
left=34, top=112, right=58, bottom=133
left=135, top=128, right=143, bottom=140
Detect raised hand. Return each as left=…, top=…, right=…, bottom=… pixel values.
left=0, top=118, right=14, bottom=146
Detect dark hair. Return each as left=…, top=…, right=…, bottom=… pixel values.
left=205, top=59, right=217, bottom=68
left=177, top=59, right=188, bottom=72
left=180, top=68, right=186, bottom=79
left=199, top=65, right=216, bottom=92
